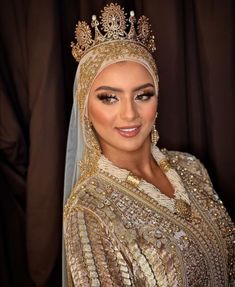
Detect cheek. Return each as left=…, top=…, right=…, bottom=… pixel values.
left=88, top=103, right=115, bottom=128
left=140, top=102, right=158, bottom=123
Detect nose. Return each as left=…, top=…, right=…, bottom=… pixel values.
left=120, top=97, right=138, bottom=121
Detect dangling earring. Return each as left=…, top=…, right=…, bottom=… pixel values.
left=151, top=112, right=159, bottom=145
left=85, top=118, right=101, bottom=152
left=151, top=125, right=159, bottom=145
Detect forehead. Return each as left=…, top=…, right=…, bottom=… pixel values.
left=92, top=61, right=154, bottom=87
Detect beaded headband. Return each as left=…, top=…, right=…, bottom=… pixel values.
left=71, top=3, right=156, bottom=62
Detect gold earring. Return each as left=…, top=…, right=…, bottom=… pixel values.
left=151, top=125, right=159, bottom=145
left=85, top=118, right=100, bottom=152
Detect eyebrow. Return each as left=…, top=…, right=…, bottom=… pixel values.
left=94, top=83, right=154, bottom=93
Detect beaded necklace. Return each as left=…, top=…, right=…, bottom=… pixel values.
left=98, top=146, right=192, bottom=219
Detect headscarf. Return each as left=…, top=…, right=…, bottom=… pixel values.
left=64, top=40, right=158, bottom=204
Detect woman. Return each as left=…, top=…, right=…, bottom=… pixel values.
left=63, top=3, right=234, bottom=286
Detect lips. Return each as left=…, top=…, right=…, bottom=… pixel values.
left=116, top=126, right=141, bottom=137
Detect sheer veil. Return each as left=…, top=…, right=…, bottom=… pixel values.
left=63, top=65, right=83, bottom=286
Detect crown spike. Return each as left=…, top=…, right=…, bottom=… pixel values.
left=91, top=14, right=104, bottom=43
left=128, top=10, right=137, bottom=40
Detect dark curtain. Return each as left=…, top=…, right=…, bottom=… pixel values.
left=0, top=0, right=234, bottom=286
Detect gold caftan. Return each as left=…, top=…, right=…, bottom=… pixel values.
left=64, top=150, right=235, bottom=286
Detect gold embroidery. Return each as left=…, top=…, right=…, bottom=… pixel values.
left=175, top=198, right=192, bottom=220
left=64, top=151, right=235, bottom=286
left=126, top=172, right=141, bottom=188
left=159, top=158, right=171, bottom=172
left=128, top=243, right=157, bottom=286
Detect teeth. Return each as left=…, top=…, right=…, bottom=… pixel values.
left=119, top=128, right=137, bottom=132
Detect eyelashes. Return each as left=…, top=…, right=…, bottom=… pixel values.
left=97, top=94, right=118, bottom=104
left=135, top=92, right=155, bottom=101
left=96, top=91, right=155, bottom=104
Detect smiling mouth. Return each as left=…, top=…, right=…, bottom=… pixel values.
left=116, top=126, right=141, bottom=137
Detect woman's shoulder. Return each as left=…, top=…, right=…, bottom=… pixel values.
left=64, top=173, right=108, bottom=218
left=162, top=149, right=225, bottom=210
left=162, top=148, right=211, bottom=184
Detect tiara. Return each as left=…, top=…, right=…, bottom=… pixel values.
left=71, top=3, right=156, bottom=62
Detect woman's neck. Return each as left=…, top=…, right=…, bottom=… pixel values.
left=101, top=142, right=157, bottom=179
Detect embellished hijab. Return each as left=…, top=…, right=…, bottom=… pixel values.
left=63, top=3, right=159, bottom=205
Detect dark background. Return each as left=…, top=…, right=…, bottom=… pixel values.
left=0, top=0, right=234, bottom=286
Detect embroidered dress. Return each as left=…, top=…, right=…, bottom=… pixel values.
left=63, top=4, right=235, bottom=286
left=64, top=147, right=235, bottom=287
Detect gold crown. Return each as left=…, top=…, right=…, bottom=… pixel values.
left=71, top=3, right=156, bottom=62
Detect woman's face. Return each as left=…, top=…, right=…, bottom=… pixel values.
left=88, top=61, right=157, bottom=156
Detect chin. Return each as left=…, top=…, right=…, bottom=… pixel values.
left=111, top=140, right=149, bottom=154
left=99, top=133, right=151, bottom=154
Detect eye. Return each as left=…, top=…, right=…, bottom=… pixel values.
left=97, top=93, right=118, bottom=104
left=135, top=91, right=155, bottom=102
